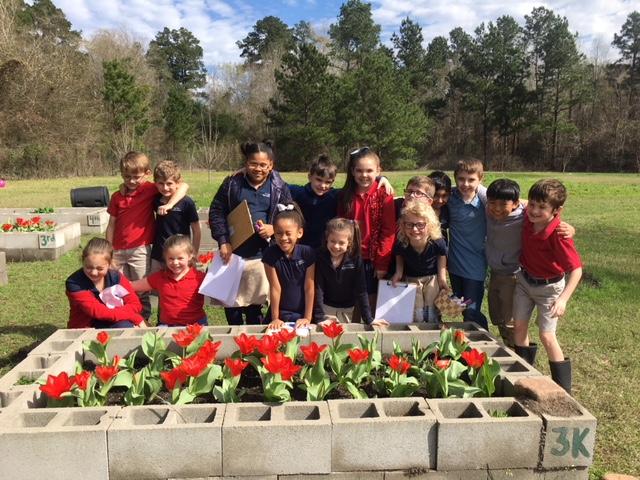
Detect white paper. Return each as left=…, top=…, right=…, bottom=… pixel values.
left=374, top=280, right=417, bottom=324
left=99, top=284, right=130, bottom=309
left=198, top=253, right=245, bottom=307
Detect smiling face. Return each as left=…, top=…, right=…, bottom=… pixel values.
left=401, top=212, right=430, bottom=246
left=487, top=199, right=519, bottom=221
left=274, top=218, right=303, bottom=256
left=326, top=230, right=351, bottom=260
left=164, top=245, right=191, bottom=277
left=432, top=188, right=450, bottom=212
left=83, top=253, right=110, bottom=287
left=308, top=173, right=335, bottom=196
left=245, top=152, right=273, bottom=186
left=352, top=156, right=380, bottom=192
left=155, top=177, right=179, bottom=198
left=455, top=171, right=482, bottom=201
left=527, top=199, right=561, bottom=229
left=123, top=169, right=150, bottom=193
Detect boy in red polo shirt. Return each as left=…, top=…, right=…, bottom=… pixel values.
left=513, top=179, right=582, bottom=394
left=106, top=151, right=187, bottom=320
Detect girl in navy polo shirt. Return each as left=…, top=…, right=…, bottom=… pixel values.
left=262, top=204, right=315, bottom=330
left=66, top=238, right=144, bottom=329
left=132, top=235, right=207, bottom=326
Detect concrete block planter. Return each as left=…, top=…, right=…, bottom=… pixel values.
left=108, top=404, right=225, bottom=480
left=0, top=352, right=76, bottom=391
left=378, top=324, right=441, bottom=354
left=0, top=207, right=109, bottom=234
left=308, top=323, right=381, bottom=350
left=0, top=406, right=118, bottom=480
left=0, top=221, right=81, bottom=261
left=223, top=402, right=331, bottom=476
left=328, top=398, right=436, bottom=472
left=428, top=397, right=542, bottom=471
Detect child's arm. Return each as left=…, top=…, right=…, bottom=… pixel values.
left=391, top=255, right=404, bottom=286
left=106, top=216, right=116, bottom=244
left=131, top=278, right=153, bottom=292
left=209, top=177, right=234, bottom=264
left=313, top=267, right=327, bottom=323
left=374, top=194, right=397, bottom=278
left=376, top=176, right=395, bottom=196
left=157, top=182, right=190, bottom=216
left=190, top=221, right=202, bottom=256
left=550, top=267, right=582, bottom=317
left=556, top=221, right=575, bottom=239
left=264, top=264, right=283, bottom=329
left=298, top=264, right=315, bottom=327
left=437, top=255, right=448, bottom=290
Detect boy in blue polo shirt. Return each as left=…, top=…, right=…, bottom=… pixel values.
left=447, top=158, right=488, bottom=328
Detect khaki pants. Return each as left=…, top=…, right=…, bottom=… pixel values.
left=114, top=245, right=151, bottom=320
left=406, top=275, right=439, bottom=322
left=488, top=271, right=517, bottom=346
left=322, top=304, right=354, bottom=323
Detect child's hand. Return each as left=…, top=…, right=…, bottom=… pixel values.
left=296, top=318, right=311, bottom=328
left=371, top=318, right=389, bottom=327
left=390, top=274, right=402, bottom=287
left=377, top=176, right=395, bottom=196
left=219, top=243, right=233, bottom=264
left=268, top=319, right=284, bottom=330
left=550, top=297, right=568, bottom=318
left=258, top=223, right=274, bottom=240
left=157, top=204, right=171, bottom=216
left=557, top=221, right=575, bottom=239
left=318, top=316, right=337, bottom=327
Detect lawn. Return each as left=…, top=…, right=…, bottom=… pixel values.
left=1, top=170, right=639, bottom=478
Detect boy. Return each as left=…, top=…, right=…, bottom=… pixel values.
left=106, top=152, right=187, bottom=320
left=447, top=159, right=488, bottom=328
left=150, top=160, right=201, bottom=273
left=394, top=176, right=435, bottom=218
left=428, top=170, right=451, bottom=240
left=513, top=179, right=582, bottom=394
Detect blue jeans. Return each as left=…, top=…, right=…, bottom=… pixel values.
left=158, top=317, right=208, bottom=327
left=91, top=320, right=136, bottom=329
left=224, top=305, right=265, bottom=325
left=449, top=273, right=488, bottom=329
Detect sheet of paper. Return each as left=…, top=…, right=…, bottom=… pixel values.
left=198, top=253, right=245, bottom=307
left=99, top=284, right=130, bottom=309
left=374, top=280, right=417, bottom=324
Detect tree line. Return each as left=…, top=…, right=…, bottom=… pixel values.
left=0, top=0, right=639, bottom=177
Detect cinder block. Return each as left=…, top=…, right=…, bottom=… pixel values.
left=540, top=399, right=597, bottom=469
left=0, top=407, right=118, bottom=480
left=329, top=398, right=436, bottom=472
left=108, top=404, right=225, bottom=480
left=29, top=336, right=84, bottom=359
left=384, top=469, right=489, bottom=479
left=543, top=467, right=589, bottom=479
left=442, top=321, right=488, bottom=332
left=428, top=398, right=542, bottom=471
left=223, top=402, right=331, bottom=476
left=0, top=352, right=79, bottom=392
left=282, top=474, right=384, bottom=480
left=377, top=324, right=440, bottom=354
left=308, top=324, right=381, bottom=350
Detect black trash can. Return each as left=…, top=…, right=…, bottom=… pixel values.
left=70, top=186, right=110, bottom=207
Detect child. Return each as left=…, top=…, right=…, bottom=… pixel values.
left=314, top=218, right=389, bottom=325
left=106, top=151, right=187, bottom=320
left=428, top=170, right=451, bottom=240
left=394, top=175, right=435, bottom=219
left=132, top=235, right=207, bottom=326
left=513, top=179, right=582, bottom=394
left=337, top=147, right=396, bottom=312
left=150, top=160, right=201, bottom=273
left=447, top=159, right=488, bottom=328
left=262, top=204, right=315, bottom=329
left=66, top=238, right=144, bottom=329
left=209, top=141, right=293, bottom=325
left=391, top=201, right=448, bottom=322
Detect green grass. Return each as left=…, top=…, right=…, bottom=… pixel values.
left=1, top=170, right=639, bottom=477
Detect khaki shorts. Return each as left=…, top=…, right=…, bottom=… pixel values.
left=488, top=271, right=517, bottom=327
left=406, top=275, right=439, bottom=322
left=512, top=271, right=565, bottom=333
left=321, top=304, right=354, bottom=323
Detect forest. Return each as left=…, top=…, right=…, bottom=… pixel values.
left=0, top=0, right=639, bottom=177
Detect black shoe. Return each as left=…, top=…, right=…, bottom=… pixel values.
left=549, top=357, right=572, bottom=395
left=514, top=343, right=538, bottom=366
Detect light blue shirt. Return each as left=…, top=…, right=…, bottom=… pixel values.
left=447, top=185, right=487, bottom=281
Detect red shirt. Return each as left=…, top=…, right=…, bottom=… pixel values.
left=107, top=182, right=158, bottom=250
left=338, top=181, right=396, bottom=272
left=520, top=213, right=582, bottom=279
left=147, top=267, right=206, bottom=325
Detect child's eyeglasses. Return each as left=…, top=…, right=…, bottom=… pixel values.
left=403, top=221, right=427, bottom=231
left=349, top=146, right=371, bottom=160
left=404, top=189, right=433, bottom=199
left=247, top=162, right=271, bottom=170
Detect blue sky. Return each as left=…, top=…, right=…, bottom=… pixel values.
left=49, top=0, right=638, bottom=70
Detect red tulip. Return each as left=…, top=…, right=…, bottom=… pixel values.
left=461, top=349, right=486, bottom=369
left=45, top=220, right=56, bottom=227
left=300, top=342, right=327, bottom=365
left=95, top=356, right=120, bottom=383
left=261, top=351, right=288, bottom=375
left=454, top=329, right=466, bottom=344
left=275, top=328, right=297, bottom=344
left=321, top=321, right=344, bottom=339
left=234, top=333, right=259, bottom=355
left=389, top=354, right=411, bottom=374
left=256, top=334, right=281, bottom=356
left=194, top=340, right=221, bottom=365
left=161, top=368, right=187, bottom=390
left=31, top=216, right=41, bottom=224
left=179, top=355, right=208, bottom=378
left=198, top=252, right=214, bottom=265
left=96, top=331, right=110, bottom=345
left=40, top=372, right=74, bottom=400
left=225, top=358, right=249, bottom=377
left=434, top=358, right=451, bottom=370
left=1, top=223, right=12, bottom=232
left=348, top=348, right=370, bottom=364
left=71, top=371, right=92, bottom=391
left=172, top=323, right=203, bottom=348
left=280, top=360, right=302, bottom=381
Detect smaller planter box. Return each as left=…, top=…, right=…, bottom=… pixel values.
left=0, top=222, right=81, bottom=261
left=0, top=207, right=108, bottom=234
left=108, top=405, right=225, bottom=480
left=429, top=397, right=542, bottom=471
left=0, top=352, right=76, bottom=392
left=0, top=407, right=118, bottom=480
left=328, top=398, right=436, bottom=472
left=222, top=402, right=331, bottom=476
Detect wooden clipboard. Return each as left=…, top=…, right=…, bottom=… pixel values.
left=227, top=200, right=255, bottom=249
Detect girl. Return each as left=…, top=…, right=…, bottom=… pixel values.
left=66, top=237, right=144, bottom=329
left=262, top=204, right=315, bottom=329
left=337, top=147, right=396, bottom=311
left=209, top=140, right=292, bottom=325
left=314, top=218, right=389, bottom=326
left=391, top=201, right=448, bottom=323
left=132, top=235, right=207, bottom=326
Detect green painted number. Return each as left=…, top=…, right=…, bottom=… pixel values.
left=551, top=427, right=591, bottom=458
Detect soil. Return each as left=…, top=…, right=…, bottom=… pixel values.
left=518, top=395, right=583, bottom=417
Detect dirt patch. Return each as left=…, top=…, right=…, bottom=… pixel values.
left=519, top=395, right=583, bottom=417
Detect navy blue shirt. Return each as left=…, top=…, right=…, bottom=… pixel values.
left=394, top=238, right=448, bottom=277
left=151, top=196, right=199, bottom=261
left=289, top=184, right=338, bottom=249
left=262, top=244, right=315, bottom=315
left=236, top=176, right=272, bottom=258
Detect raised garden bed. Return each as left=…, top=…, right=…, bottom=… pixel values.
left=0, top=221, right=81, bottom=261
left=0, top=207, right=108, bottom=234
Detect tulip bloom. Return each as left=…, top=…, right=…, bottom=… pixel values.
left=434, top=358, right=451, bottom=370
left=161, top=368, right=188, bottom=390
left=40, top=372, right=74, bottom=400
left=225, top=358, right=249, bottom=377
left=234, top=333, right=259, bottom=355
left=454, top=329, right=466, bottom=344
left=172, top=324, right=203, bottom=348
left=461, top=349, right=486, bottom=369
left=71, top=371, right=92, bottom=391
left=95, top=356, right=121, bottom=383
left=300, top=342, right=327, bottom=365
left=275, top=329, right=297, bottom=344
left=1, top=223, right=12, bottom=232
left=261, top=352, right=300, bottom=380
left=348, top=348, right=370, bottom=364
left=256, top=334, right=281, bottom=356
left=389, top=354, right=411, bottom=374
left=96, top=331, right=110, bottom=346
left=194, top=340, right=221, bottom=365
left=322, top=321, right=344, bottom=339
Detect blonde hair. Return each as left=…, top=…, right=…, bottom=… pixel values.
left=163, top=234, right=195, bottom=266
left=120, top=151, right=151, bottom=174
left=82, top=237, right=113, bottom=265
left=324, top=218, right=361, bottom=257
left=154, top=160, right=182, bottom=182
left=397, top=200, right=442, bottom=246
left=406, top=176, right=436, bottom=198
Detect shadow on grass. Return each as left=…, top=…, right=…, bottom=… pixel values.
left=0, top=323, right=58, bottom=369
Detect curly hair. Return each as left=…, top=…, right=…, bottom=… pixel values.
left=397, top=200, right=442, bottom=247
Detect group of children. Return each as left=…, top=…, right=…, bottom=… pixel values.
left=65, top=143, right=582, bottom=393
